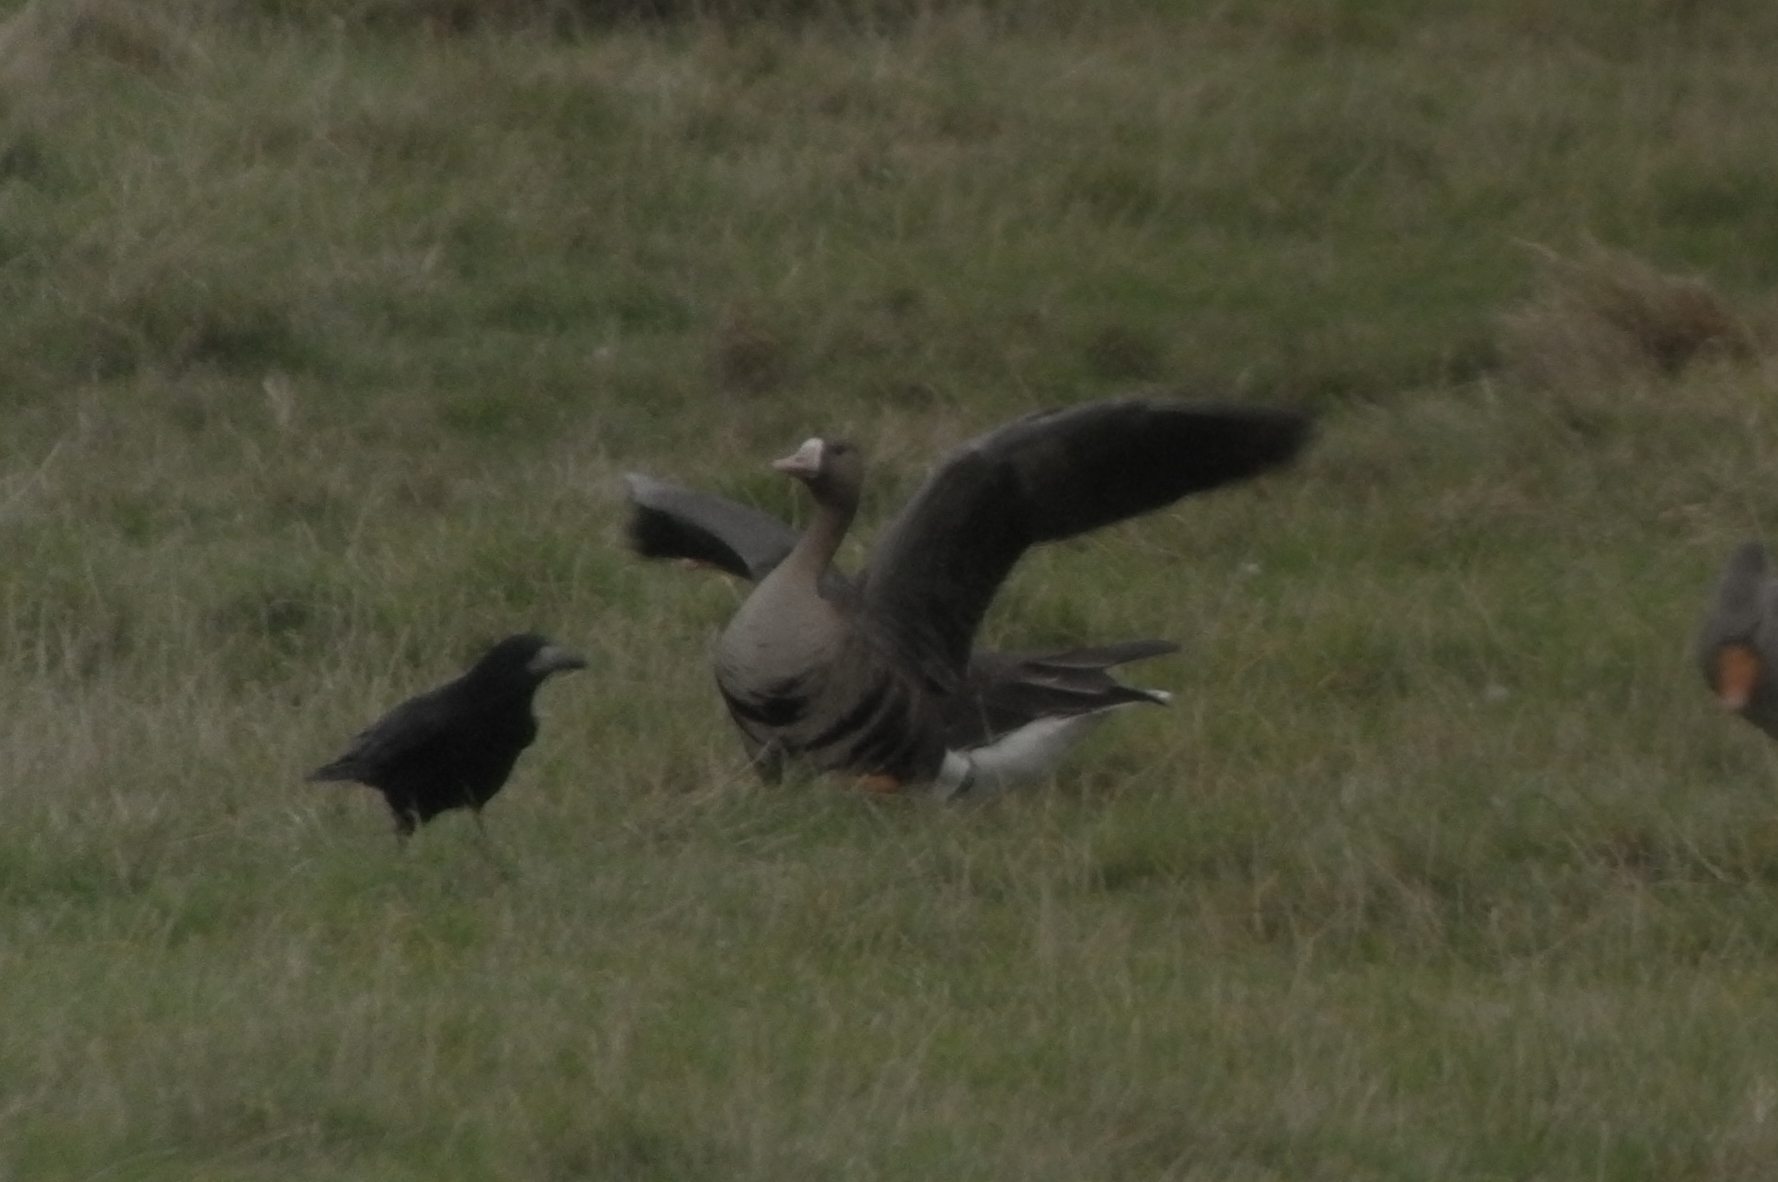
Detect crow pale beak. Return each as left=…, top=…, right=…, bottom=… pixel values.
left=528, top=644, right=588, bottom=676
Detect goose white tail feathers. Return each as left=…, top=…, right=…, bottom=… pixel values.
left=934, top=696, right=1171, bottom=801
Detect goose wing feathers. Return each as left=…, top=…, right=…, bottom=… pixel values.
left=624, top=473, right=801, bottom=583
left=624, top=474, right=857, bottom=598
left=948, top=641, right=1179, bottom=749
left=860, top=399, right=1309, bottom=673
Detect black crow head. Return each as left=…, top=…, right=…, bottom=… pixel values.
left=467, top=633, right=587, bottom=690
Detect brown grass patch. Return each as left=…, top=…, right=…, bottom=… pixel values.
left=711, top=305, right=791, bottom=398
left=1499, top=241, right=1756, bottom=390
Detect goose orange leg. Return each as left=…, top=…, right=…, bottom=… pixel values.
left=1715, top=644, right=1762, bottom=712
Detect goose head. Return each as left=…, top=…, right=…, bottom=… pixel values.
left=772, top=437, right=864, bottom=513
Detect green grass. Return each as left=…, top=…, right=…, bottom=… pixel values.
left=6, top=0, right=1778, bottom=1177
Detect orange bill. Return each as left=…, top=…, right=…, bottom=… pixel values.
left=1715, top=644, right=1762, bottom=711
left=858, top=773, right=905, bottom=795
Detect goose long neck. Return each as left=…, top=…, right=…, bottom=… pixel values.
left=784, top=489, right=855, bottom=585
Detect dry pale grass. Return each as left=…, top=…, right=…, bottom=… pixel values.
left=1500, top=241, right=1759, bottom=391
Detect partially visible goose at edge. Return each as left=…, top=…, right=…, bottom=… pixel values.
left=1698, top=540, right=1778, bottom=739
left=631, top=396, right=1311, bottom=796
left=625, top=472, right=1178, bottom=797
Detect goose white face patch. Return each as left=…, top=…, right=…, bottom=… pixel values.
left=772, top=438, right=826, bottom=478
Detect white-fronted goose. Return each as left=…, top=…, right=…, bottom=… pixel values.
left=309, top=633, right=586, bottom=834
left=632, top=397, right=1309, bottom=794
left=1698, top=541, right=1778, bottom=738
left=626, top=473, right=1177, bottom=795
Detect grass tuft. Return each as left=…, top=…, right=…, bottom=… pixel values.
left=1500, top=241, right=1757, bottom=390
left=711, top=304, right=791, bottom=397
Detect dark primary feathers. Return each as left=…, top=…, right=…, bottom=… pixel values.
left=1698, top=541, right=1778, bottom=740
left=308, top=633, right=586, bottom=835
left=950, top=640, right=1178, bottom=751
left=859, top=398, right=1308, bottom=677
left=634, top=396, right=1310, bottom=790
left=625, top=473, right=795, bottom=582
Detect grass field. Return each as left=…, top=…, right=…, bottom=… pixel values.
left=6, top=0, right=1778, bottom=1177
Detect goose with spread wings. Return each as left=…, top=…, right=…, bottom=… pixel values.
left=627, top=474, right=1178, bottom=796
left=629, top=397, right=1310, bottom=795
